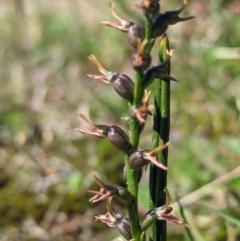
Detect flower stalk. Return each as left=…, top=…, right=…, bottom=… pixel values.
left=78, top=1, right=194, bottom=241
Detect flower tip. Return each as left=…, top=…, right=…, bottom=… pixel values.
left=109, top=2, right=114, bottom=9
left=78, top=112, right=86, bottom=120
left=101, top=21, right=112, bottom=26
left=92, top=172, right=105, bottom=188
left=88, top=54, right=96, bottom=61
left=161, top=165, right=168, bottom=170
left=165, top=141, right=170, bottom=147
left=75, top=128, right=82, bottom=133
left=167, top=49, right=174, bottom=57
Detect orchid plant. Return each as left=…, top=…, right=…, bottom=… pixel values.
left=78, top=1, right=194, bottom=240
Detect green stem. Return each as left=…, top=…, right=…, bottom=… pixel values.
left=125, top=70, right=144, bottom=241
left=126, top=11, right=165, bottom=241
left=150, top=34, right=171, bottom=241
left=133, top=72, right=144, bottom=106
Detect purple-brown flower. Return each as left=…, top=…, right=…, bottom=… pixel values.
left=95, top=198, right=132, bottom=240
left=102, top=3, right=145, bottom=49
left=77, top=113, right=131, bottom=154
left=88, top=173, right=132, bottom=203
left=128, top=142, right=169, bottom=170
left=87, top=55, right=134, bottom=103
left=134, top=90, right=153, bottom=123
left=141, top=189, right=189, bottom=231
left=155, top=189, right=189, bottom=226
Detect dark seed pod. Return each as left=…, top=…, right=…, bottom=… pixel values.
left=129, top=149, right=149, bottom=170
left=127, top=23, right=145, bottom=49
left=117, top=218, right=132, bottom=240
left=107, top=126, right=131, bottom=155
left=112, top=74, right=134, bottom=103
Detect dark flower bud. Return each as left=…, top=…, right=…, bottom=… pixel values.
left=102, top=3, right=145, bottom=49
left=77, top=114, right=131, bottom=154
left=87, top=55, right=134, bottom=103
left=112, top=74, right=134, bottom=103
left=129, top=149, right=151, bottom=169
left=135, top=0, right=160, bottom=20
left=117, top=217, right=132, bottom=241
left=128, top=142, right=169, bottom=170
left=127, top=23, right=145, bottom=49
left=152, top=0, right=194, bottom=38
left=131, top=40, right=151, bottom=72
left=142, top=50, right=178, bottom=88
left=107, top=126, right=131, bottom=155
left=141, top=209, right=156, bottom=231
left=95, top=198, right=133, bottom=240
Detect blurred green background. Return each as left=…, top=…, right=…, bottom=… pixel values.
left=0, top=0, right=240, bottom=240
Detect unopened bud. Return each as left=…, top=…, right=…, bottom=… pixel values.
left=141, top=209, right=156, bottom=231
left=117, top=218, right=132, bottom=240
left=127, top=23, right=145, bottom=49
left=112, top=74, right=134, bottom=103
left=128, top=142, right=169, bottom=170
left=135, top=0, right=160, bottom=20
left=131, top=40, right=151, bottom=72
left=108, top=126, right=131, bottom=155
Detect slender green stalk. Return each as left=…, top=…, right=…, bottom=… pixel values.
left=150, top=34, right=171, bottom=241
left=125, top=70, right=145, bottom=241
left=125, top=118, right=142, bottom=240
left=125, top=12, right=160, bottom=241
